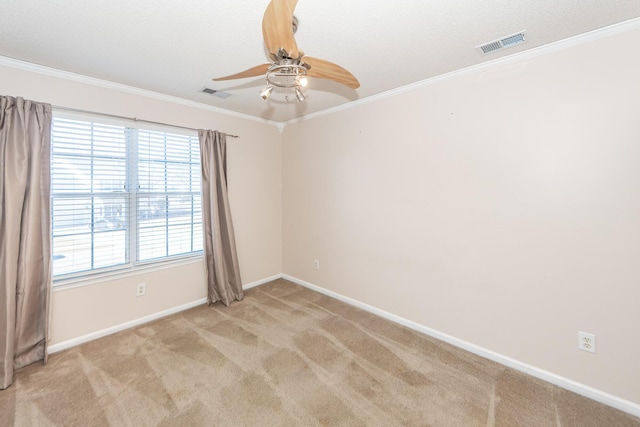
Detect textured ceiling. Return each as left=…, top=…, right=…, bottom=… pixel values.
left=1, top=0, right=639, bottom=123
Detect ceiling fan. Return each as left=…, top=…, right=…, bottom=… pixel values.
left=213, top=0, right=360, bottom=102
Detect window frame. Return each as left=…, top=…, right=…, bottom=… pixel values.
left=51, top=110, right=204, bottom=287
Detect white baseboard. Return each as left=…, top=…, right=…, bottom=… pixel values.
left=47, top=275, right=277, bottom=354
left=47, top=298, right=207, bottom=354
left=281, top=274, right=640, bottom=418
left=243, top=274, right=283, bottom=290
left=46, top=272, right=640, bottom=418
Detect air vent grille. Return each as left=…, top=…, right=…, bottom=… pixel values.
left=202, top=88, right=232, bottom=99
left=478, top=31, right=527, bottom=55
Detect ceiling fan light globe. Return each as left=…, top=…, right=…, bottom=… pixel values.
left=260, top=85, right=274, bottom=100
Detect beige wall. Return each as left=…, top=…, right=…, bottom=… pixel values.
left=0, top=63, right=283, bottom=345
left=2, top=23, right=639, bottom=408
left=282, top=28, right=640, bottom=404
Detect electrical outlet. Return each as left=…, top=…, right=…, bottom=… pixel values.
left=136, top=283, right=146, bottom=297
left=578, top=331, right=596, bottom=353
left=313, top=259, right=320, bottom=270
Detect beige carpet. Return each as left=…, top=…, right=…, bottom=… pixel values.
left=1, top=279, right=638, bottom=426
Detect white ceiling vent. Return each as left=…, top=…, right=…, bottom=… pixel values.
left=202, top=88, right=232, bottom=99
left=477, top=31, right=527, bottom=55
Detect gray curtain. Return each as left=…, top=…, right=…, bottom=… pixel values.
left=198, top=130, right=243, bottom=306
left=0, top=96, right=52, bottom=390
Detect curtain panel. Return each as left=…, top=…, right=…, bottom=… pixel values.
left=198, top=130, right=243, bottom=306
left=0, top=96, right=52, bottom=389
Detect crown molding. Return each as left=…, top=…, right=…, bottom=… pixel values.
left=0, top=55, right=281, bottom=128
left=282, top=16, right=640, bottom=128
left=3, top=16, right=639, bottom=128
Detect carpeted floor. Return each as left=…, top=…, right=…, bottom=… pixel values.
left=1, top=279, right=639, bottom=426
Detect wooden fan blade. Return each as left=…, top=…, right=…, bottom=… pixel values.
left=262, top=0, right=299, bottom=58
left=213, top=64, right=270, bottom=81
left=303, top=56, right=360, bottom=89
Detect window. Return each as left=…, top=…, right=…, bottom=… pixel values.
left=51, top=113, right=203, bottom=281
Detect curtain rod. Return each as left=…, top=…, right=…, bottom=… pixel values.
left=52, top=105, right=239, bottom=138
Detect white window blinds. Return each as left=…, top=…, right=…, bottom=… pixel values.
left=51, top=115, right=202, bottom=280
left=136, top=129, right=203, bottom=262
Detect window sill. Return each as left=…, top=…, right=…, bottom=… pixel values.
left=52, top=255, right=204, bottom=292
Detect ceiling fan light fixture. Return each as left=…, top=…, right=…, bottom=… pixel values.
left=297, top=76, right=308, bottom=88
left=260, top=85, right=274, bottom=100
left=262, top=63, right=309, bottom=102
